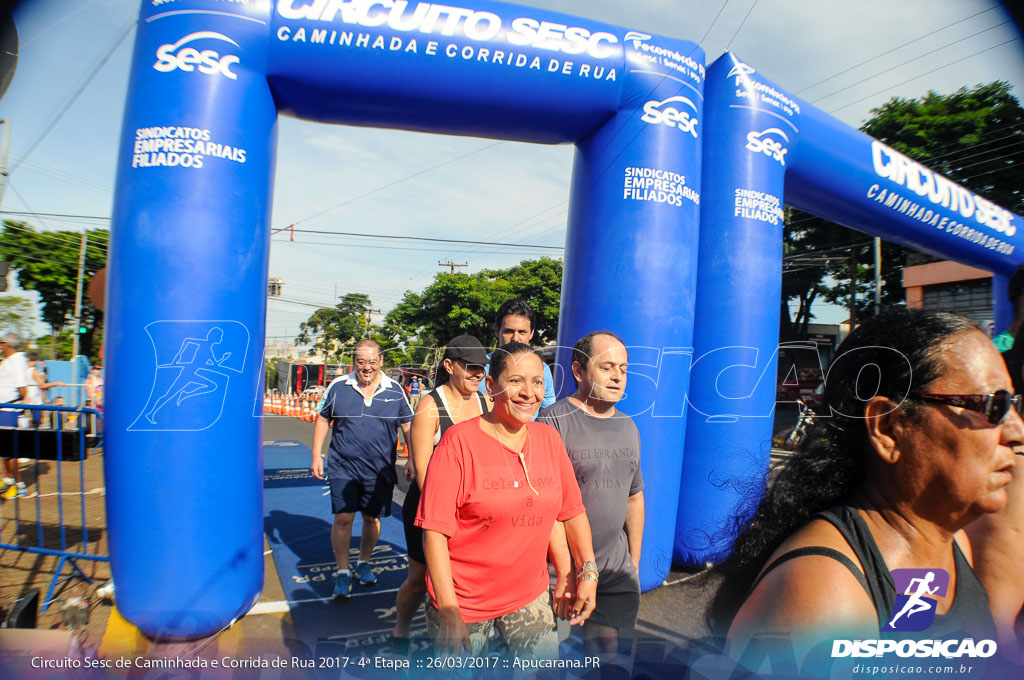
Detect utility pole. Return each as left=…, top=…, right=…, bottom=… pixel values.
left=71, top=231, right=88, bottom=358
left=0, top=119, right=9, bottom=209
left=438, top=260, right=467, bottom=275
left=849, top=248, right=857, bottom=331
left=363, top=306, right=381, bottom=337
left=873, top=237, right=882, bottom=316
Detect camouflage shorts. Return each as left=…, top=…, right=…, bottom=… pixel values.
left=426, top=590, right=558, bottom=660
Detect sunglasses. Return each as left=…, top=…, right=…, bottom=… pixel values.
left=912, top=390, right=1024, bottom=425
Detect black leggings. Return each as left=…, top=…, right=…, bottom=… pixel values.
left=402, top=481, right=426, bottom=564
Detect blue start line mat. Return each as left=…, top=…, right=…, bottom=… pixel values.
left=262, top=440, right=429, bottom=660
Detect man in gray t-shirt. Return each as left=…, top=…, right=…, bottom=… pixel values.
left=538, top=330, right=644, bottom=655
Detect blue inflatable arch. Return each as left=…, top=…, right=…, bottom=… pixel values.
left=674, top=52, right=1024, bottom=566
left=109, top=0, right=705, bottom=636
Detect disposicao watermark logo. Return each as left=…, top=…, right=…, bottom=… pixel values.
left=884, top=568, right=947, bottom=632
left=831, top=567, right=997, bottom=660
left=130, top=320, right=249, bottom=431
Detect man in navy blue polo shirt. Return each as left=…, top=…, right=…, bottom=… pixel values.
left=312, top=339, right=412, bottom=598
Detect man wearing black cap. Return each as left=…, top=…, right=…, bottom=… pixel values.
left=997, top=263, right=1024, bottom=394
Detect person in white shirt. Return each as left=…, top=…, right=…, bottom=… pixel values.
left=26, top=352, right=66, bottom=427
left=0, top=333, right=31, bottom=497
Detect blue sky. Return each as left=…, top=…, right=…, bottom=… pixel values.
left=2, top=0, right=1023, bottom=341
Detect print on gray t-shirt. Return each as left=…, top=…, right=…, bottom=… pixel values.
left=538, top=398, right=643, bottom=587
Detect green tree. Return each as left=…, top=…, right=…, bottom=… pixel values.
left=265, top=356, right=283, bottom=391
left=862, top=81, right=1024, bottom=215
left=0, top=222, right=107, bottom=357
left=296, top=292, right=374, bottom=361
left=379, top=257, right=563, bottom=359
left=0, top=296, right=36, bottom=338
left=35, top=330, right=74, bottom=360
left=781, top=81, right=1024, bottom=334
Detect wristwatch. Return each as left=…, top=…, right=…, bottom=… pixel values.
left=576, top=560, right=599, bottom=584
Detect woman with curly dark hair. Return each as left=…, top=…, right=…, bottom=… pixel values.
left=711, top=308, right=1020, bottom=661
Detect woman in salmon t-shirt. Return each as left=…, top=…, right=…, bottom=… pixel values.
left=416, top=342, right=597, bottom=659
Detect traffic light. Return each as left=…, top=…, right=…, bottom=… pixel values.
left=0, top=261, right=8, bottom=292
left=78, top=326, right=87, bottom=334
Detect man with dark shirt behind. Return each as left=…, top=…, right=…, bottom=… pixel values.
left=539, top=330, right=644, bottom=661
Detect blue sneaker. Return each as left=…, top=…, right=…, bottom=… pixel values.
left=355, top=562, right=377, bottom=585
left=332, top=571, right=352, bottom=599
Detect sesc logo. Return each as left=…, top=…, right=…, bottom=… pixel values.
left=640, top=96, right=699, bottom=138
left=727, top=62, right=756, bottom=79
left=153, top=31, right=240, bottom=80
left=746, top=128, right=789, bottom=166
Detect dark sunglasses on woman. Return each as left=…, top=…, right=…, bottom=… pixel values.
left=912, top=390, right=1024, bottom=425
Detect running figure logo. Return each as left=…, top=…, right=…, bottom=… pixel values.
left=130, top=321, right=248, bottom=431
left=883, top=568, right=949, bottom=632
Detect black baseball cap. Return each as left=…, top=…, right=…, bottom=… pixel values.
left=444, top=335, right=489, bottom=366
left=1009, top=263, right=1024, bottom=301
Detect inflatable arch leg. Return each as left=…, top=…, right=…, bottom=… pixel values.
left=558, top=64, right=703, bottom=590
left=105, top=3, right=276, bottom=637
left=676, top=51, right=1024, bottom=567
left=674, top=53, right=791, bottom=566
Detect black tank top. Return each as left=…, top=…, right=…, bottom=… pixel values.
left=408, top=388, right=487, bottom=495
left=753, top=505, right=996, bottom=640
left=429, top=387, right=488, bottom=441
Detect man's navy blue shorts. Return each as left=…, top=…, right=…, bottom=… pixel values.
left=327, top=471, right=394, bottom=517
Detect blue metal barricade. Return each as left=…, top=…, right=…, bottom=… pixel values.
left=0, top=402, right=107, bottom=612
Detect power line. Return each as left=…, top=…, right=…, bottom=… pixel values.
left=465, top=214, right=567, bottom=266
left=285, top=140, right=505, bottom=227
left=2, top=210, right=561, bottom=251
left=794, top=6, right=999, bottom=94
left=396, top=200, right=569, bottom=291
left=827, top=36, right=1023, bottom=114
left=6, top=183, right=52, bottom=231
left=697, top=0, right=730, bottom=46
left=11, top=21, right=136, bottom=174
left=281, top=227, right=562, bottom=250
left=1, top=210, right=109, bottom=221
left=9, top=156, right=112, bottom=195
left=725, top=0, right=758, bottom=51
left=269, top=297, right=342, bottom=309
left=810, top=19, right=1013, bottom=105
left=2, top=219, right=108, bottom=253
left=920, top=121, right=1024, bottom=165
left=271, top=237, right=557, bottom=257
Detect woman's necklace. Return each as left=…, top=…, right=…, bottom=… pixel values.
left=489, top=419, right=539, bottom=496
